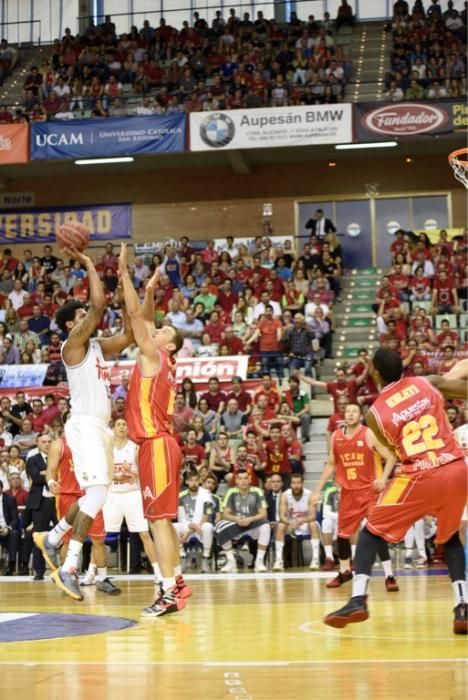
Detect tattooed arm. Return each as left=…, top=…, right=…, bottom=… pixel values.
left=61, top=248, right=106, bottom=366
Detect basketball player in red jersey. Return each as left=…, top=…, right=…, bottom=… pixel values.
left=313, top=402, right=399, bottom=591
left=324, top=349, right=468, bottom=634
left=46, top=436, right=120, bottom=595
left=119, top=243, right=188, bottom=617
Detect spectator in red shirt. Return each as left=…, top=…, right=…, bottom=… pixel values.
left=173, top=392, right=195, bottom=437
left=217, top=278, right=238, bottom=314
left=431, top=269, right=459, bottom=314
left=280, top=423, right=304, bottom=475
left=229, top=444, right=261, bottom=488
left=248, top=305, right=283, bottom=378
left=200, top=377, right=227, bottom=415
left=182, top=428, right=207, bottom=472
left=437, top=319, right=460, bottom=348
left=221, top=325, right=244, bottom=355
left=390, top=230, right=406, bottom=261
left=204, top=310, right=226, bottom=344
left=350, top=349, right=379, bottom=406
left=111, top=397, right=126, bottom=422
left=27, top=395, right=60, bottom=433
left=253, top=372, right=281, bottom=412
left=5, top=470, right=28, bottom=506
left=438, top=345, right=458, bottom=374
left=326, top=395, right=349, bottom=447
left=225, top=376, right=252, bottom=415
left=300, top=367, right=359, bottom=412
left=265, top=424, right=291, bottom=488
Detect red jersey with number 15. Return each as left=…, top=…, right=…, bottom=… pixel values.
left=331, top=424, right=381, bottom=491
left=125, top=349, right=177, bottom=444
left=369, top=376, right=463, bottom=475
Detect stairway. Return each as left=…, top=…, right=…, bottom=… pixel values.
left=0, top=45, right=52, bottom=109
left=349, top=21, right=389, bottom=103
left=302, top=267, right=381, bottom=490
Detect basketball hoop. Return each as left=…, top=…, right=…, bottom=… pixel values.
left=448, top=147, right=468, bottom=189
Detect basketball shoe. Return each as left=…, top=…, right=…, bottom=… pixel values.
left=453, top=603, right=468, bottom=635
left=324, top=596, right=369, bottom=628
left=326, top=571, right=353, bottom=588
left=140, top=588, right=187, bottom=618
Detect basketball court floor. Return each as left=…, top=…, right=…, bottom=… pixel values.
left=1, top=569, right=466, bottom=700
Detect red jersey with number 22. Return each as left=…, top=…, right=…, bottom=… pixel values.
left=125, top=349, right=177, bottom=444
left=369, top=376, right=463, bottom=475
left=332, top=424, right=381, bottom=491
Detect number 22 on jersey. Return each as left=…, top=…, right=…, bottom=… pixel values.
left=401, top=414, right=444, bottom=457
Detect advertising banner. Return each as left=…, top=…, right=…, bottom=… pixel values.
left=108, top=356, right=250, bottom=386
left=0, top=124, right=28, bottom=164
left=0, top=203, right=131, bottom=243
left=190, top=104, right=352, bottom=151
left=354, top=100, right=467, bottom=140
left=31, top=114, right=186, bottom=160
left=0, top=364, right=48, bottom=388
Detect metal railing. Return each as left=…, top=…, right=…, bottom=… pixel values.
left=0, top=19, right=42, bottom=47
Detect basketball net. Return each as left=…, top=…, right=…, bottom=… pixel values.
left=448, top=148, right=468, bottom=189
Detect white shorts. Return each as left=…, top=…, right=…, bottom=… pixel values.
left=322, top=505, right=338, bottom=536
left=65, top=414, right=114, bottom=489
left=103, top=489, right=148, bottom=533
left=289, top=522, right=310, bottom=536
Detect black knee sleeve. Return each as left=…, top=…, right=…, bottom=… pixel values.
left=355, top=527, right=382, bottom=576
left=377, top=537, right=390, bottom=562
left=443, top=532, right=465, bottom=582
left=337, top=536, right=351, bottom=561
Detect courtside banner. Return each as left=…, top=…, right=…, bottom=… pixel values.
left=0, top=124, right=28, bottom=164
left=190, top=104, right=352, bottom=151
left=108, top=356, right=249, bottom=385
left=354, top=100, right=467, bottom=140
left=31, top=114, right=186, bottom=160
left=0, top=203, right=131, bottom=243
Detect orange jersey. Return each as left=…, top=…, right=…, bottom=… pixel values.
left=126, top=350, right=177, bottom=444
left=369, top=376, right=463, bottom=474
left=56, top=437, right=81, bottom=496
left=331, top=424, right=381, bottom=491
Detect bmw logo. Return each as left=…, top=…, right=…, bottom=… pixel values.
left=200, top=112, right=235, bottom=148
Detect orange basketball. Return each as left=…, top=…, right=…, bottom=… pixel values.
left=56, top=221, right=90, bottom=252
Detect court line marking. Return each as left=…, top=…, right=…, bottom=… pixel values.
left=0, top=569, right=448, bottom=583
left=298, top=620, right=461, bottom=642
left=0, top=659, right=464, bottom=667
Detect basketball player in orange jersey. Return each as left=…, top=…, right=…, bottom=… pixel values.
left=324, top=349, right=468, bottom=634
left=119, top=243, right=189, bottom=617
left=313, top=402, right=399, bottom=592
left=34, top=247, right=133, bottom=601
left=46, top=435, right=120, bottom=595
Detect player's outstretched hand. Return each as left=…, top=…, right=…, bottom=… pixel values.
left=118, top=242, right=129, bottom=278
left=63, top=246, right=92, bottom=268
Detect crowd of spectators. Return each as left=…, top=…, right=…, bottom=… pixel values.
left=0, top=5, right=354, bottom=123
left=1, top=220, right=467, bottom=575
left=385, top=0, right=467, bottom=101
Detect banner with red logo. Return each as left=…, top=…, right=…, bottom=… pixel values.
left=108, top=356, right=250, bottom=387
left=0, top=124, right=28, bottom=164
left=354, top=100, right=467, bottom=141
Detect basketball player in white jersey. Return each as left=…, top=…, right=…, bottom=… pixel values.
left=81, top=417, right=160, bottom=584
left=273, top=473, right=320, bottom=571
left=34, top=247, right=133, bottom=600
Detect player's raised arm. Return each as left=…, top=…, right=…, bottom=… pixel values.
left=142, top=269, right=160, bottom=324
left=100, top=291, right=134, bottom=360
left=442, top=358, right=468, bottom=381
left=427, top=374, right=468, bottom=400
left=59, top=248, right=106, bottom=365
left=118, top=243, right=159, bottom=364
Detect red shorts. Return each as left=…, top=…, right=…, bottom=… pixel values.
left=338, top=486, right=378, bottom=538
left=367, top=458, right=468, bottom=544
left=138, top=435, right=182, bottom=521
left=56, top=493, right=106, bottom=543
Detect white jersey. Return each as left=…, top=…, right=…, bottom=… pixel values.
left=455, top=423, right=468, bottom=458
left=110, top=439, right=139, bottom=494
left=285, top=487, right=311, bottom=521
left=63, top=338, right=111, bottom=422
